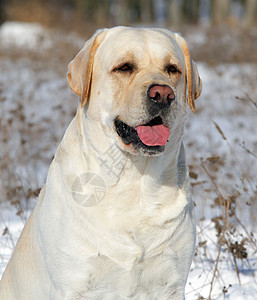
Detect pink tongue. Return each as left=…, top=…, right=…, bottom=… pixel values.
left=135, top=124, right=170, bottom=146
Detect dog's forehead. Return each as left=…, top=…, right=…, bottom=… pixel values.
left=97, top=27, right=184, bottom=67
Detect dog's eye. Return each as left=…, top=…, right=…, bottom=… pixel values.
left=114, top=63, right=133, bottom=72
left=167, top=65, right=179, bottom=74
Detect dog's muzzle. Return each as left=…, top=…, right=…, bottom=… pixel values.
left=114, top=116, right=170, bottom=155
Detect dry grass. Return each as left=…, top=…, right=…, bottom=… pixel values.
left=0, top=33, right=79, bottom=206
left=186, top=93, right=257, bottom=298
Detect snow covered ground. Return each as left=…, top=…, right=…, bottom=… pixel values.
left=0, top=22, right=256, bottom=299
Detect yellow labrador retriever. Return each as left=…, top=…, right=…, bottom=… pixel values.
left=0, top=27, right=201, bottom=299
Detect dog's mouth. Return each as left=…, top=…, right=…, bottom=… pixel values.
left=114, top=116, right=170, bottom=154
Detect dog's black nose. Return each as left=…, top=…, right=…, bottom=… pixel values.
left=147, top=84, right=175, bottom=107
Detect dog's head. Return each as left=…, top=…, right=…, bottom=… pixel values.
left=67, top=27, right=201, bottom=156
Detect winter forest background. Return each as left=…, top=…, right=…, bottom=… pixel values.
left=0, top=0, right=257, bottom=299
left=0, top=0, right=257, bottom=28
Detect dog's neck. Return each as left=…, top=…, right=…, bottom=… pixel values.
left=52, top=106, right=189, bottom=229
left=74, top=106, right=186, bottom=190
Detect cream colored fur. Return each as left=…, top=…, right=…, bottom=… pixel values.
left=0, top=26, right=201, bottom=299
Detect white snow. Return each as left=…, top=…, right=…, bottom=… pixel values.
left=0, top=21, right=52, bottom=51
left=0, top=22, right=256, bottom=299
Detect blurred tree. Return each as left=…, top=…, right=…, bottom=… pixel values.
left=212, top=0, right=231, bottom=24
left=0, top=0, right=6, bottom=25
left=187, top=0, right=200, bottom=23
left=75, top=0, right=91, bottom=19
left=167, top=0, right=183, bottom=26
left=153, top=0, right=166, bottom=26
left=243, top=0, right=257, bottom=26
left=139, top=0, right=152, bottom=24
left=116, top=0, right=130, bottom=25
left=198, top=0, right=211, bottom=24
left=95, top=0, right=110, bottom=26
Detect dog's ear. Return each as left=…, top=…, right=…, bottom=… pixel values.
left=175, top=34, right=202, bottom=112
left=67, top=29, right=107, bottom=107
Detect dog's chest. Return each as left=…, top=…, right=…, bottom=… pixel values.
left=63, top=187, right=188, bottom=298
left=48, top=176, right=190, bottom=299
left=71, top=246, right=180, bottom=299
left=63, top=209, right=187, bottom=299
